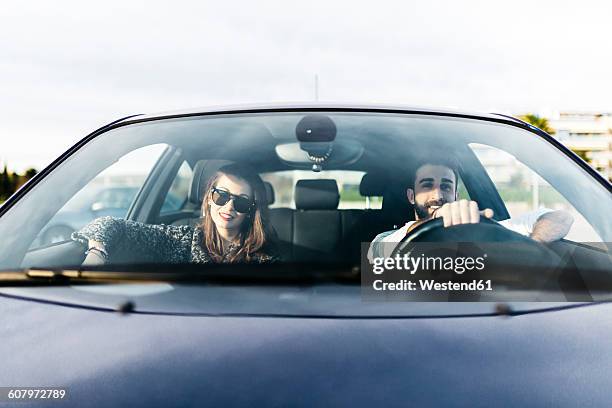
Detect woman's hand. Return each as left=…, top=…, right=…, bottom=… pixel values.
left=88, top=239, right=106, bottom=251
left=83, top=239, right=108, bottom=265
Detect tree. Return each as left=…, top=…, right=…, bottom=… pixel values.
left=24, top=168, right=38, bottom=179
left=518, top=114, right=556, bottom=135
left=0, top=165, right=39, bottom=199
left=15, top=168, right=38, bottom=190
left=8, top=168, right=17, bottom=193
left=0, top=164, right=10, bottom=200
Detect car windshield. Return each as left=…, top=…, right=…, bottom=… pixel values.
left=0, top=111, right=610, bottom=298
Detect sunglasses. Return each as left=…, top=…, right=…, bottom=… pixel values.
left=211, top=187, right=255, bottom=214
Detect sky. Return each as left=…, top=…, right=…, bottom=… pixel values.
left=2, top=0, right=612, bottom=173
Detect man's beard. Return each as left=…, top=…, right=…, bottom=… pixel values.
left=414, top=199, right=447, bottom=220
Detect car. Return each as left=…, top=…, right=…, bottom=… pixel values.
left=36, top=185, right=184, bottom=245
left=0, top=104, right=611, bottom=407
left=35, top=185, right=140, bottom=245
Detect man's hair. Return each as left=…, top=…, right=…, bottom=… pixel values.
left=409, top=156, right=460, bottom=191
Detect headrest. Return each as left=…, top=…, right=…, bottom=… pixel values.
left=264, top=182, right=275, bottom=205
left=359, top=173, right=385, bottom=196
left=295, top=179, right=339, bottom=210
left=381, top=185, right=415, bottom=228
left=189, top=160, right=233, bottom=205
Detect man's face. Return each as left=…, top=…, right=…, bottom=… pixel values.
left=407, top=164, right=457, bottom=220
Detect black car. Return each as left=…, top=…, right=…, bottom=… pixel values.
left=0, top=104, right=610, bottom=407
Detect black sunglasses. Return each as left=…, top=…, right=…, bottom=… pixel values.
left=211, top=187, right=255, bottom=214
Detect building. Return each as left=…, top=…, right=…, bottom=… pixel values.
left=547, top=112, right=612, bottom=181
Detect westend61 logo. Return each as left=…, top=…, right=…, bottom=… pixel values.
left=361, top=242, right=494, bottom=298
left=362, top=242, right=612, bottom=302
left=370, top=253, right=491, bottom=293
left=371, top=253, right=487, bottom=275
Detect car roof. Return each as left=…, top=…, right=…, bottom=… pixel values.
left=117, top=102, right=525, bottom=125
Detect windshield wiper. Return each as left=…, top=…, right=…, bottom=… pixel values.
left=0, top=263, right=361, bottom=286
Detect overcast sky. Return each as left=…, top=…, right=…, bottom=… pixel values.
left=2, top=0, right=612, bottom=172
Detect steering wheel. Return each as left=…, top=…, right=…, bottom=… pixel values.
left=390, top=218, right=563, bottom=293
left=401, top=217, right=533, bottom=244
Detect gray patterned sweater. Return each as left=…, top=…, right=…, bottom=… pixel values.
left=72, top=216, right=276, bottom=264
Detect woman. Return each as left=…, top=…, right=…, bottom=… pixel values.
left=73, top=163, right=278, bottom=264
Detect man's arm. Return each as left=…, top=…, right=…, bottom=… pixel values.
left=367, top=226, right=410, bottom=263
left=529, top=210, right=574, bottom=243
left=436, top=202, right=574, bottom=243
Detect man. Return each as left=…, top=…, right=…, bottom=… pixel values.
left=368, top=157, right=574, bottom=260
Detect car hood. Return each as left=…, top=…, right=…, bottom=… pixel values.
left=0, top=282, right=595, bottom=316
left=1, top=291, right=611, bottom=407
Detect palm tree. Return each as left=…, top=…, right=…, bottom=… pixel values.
left=518, top=114, right=555, bottom=135
left=520, top=114, right=597, bottom=168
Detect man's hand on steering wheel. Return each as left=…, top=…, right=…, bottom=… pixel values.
left=432, top=199, right=494, bottom=228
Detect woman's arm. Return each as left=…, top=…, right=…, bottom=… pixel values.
left=72, top=216, right=193, bottom=263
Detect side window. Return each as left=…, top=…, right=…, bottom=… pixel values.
left=32, top=144, right=168, bottom=247
left=160, top=161, right=192, bottom=214
left=456, top=177, right=469, bottom=200
left=470, top=143, right=602, bottom=242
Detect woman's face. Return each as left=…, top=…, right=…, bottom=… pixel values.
left=208, top=174, right=253, bottom=234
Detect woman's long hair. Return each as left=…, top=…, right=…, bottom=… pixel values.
left=200, top=164, right=276, bottom=262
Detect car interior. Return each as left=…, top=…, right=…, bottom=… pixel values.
left=164, top=159, right=412, bottom=263
left=18, top=149, right=477, bottom=267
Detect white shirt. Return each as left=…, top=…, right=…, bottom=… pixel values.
left=367, top=208, right=553, bottom=262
